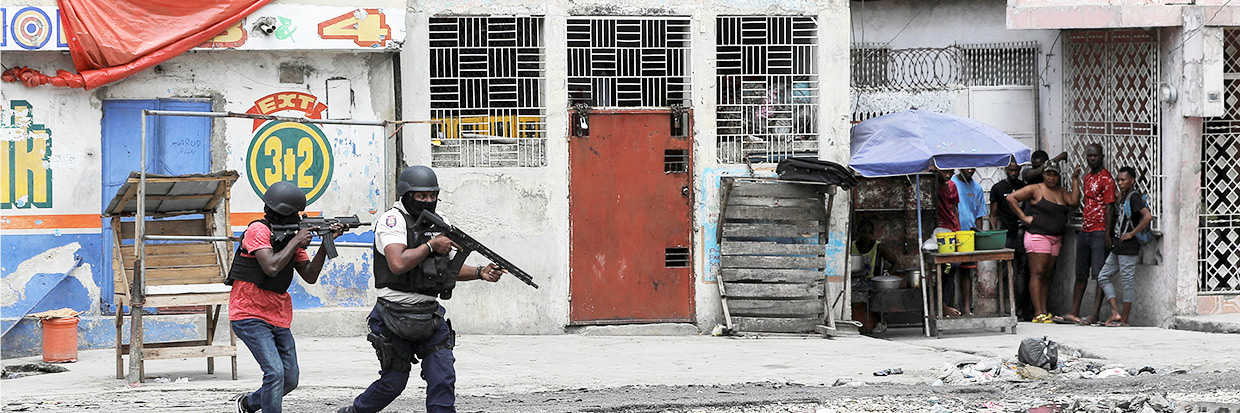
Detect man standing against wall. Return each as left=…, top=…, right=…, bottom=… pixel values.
left=1058, top=144, right=1115, bottom=325
left=338, top=165, right=506, bottom=413
left=989, top=160, right=1032, bottom=321
left=952, top=168, right=986, bottom=316
left=1023, top=150, right=1068, bottom=185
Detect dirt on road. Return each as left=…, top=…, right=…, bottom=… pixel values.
left=5, top=371, right=1238, bottom=412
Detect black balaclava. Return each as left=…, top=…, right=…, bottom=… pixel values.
left=264, top=206, right=301, bottom=226
left=402, top=192, right=438, bottom=217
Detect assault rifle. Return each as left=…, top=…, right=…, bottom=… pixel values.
left=412, top=210, right=539, bottom=289
left=272, top=215, right=370, bottom=259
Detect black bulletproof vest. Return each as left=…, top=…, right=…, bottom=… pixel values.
left=225, top=220, right=298, bottom=294
left=373, top=209, right=456, bottom=299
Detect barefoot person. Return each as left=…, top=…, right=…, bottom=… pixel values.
left=1006, top=161, right=1081, bottom=324
left=1097, top=166, right=1152, bottom=326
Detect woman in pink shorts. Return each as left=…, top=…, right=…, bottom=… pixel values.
left=1006, top=162, right=1080, bottom=324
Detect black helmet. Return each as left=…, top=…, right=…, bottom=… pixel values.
left=396, top=165, right=439, bottom=196
left=262, top=181, right=307, bottom=216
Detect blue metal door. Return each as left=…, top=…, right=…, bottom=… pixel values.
left=100, top=99, right=212, bottom=311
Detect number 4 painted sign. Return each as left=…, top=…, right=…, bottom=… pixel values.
left=318, top=8, right=391, bottom=48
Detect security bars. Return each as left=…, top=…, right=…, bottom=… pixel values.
left=430, top=16, right=547, bottom=167
left=716, top=16, right=819, bottom=164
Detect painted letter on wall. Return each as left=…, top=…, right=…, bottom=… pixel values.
left=1, top=100, right=53, bottom=209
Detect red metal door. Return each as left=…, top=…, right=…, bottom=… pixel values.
left=569, top=110, right=694, bottom=324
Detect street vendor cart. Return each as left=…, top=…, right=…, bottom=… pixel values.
left=849, top=110, right=1031, bottom=338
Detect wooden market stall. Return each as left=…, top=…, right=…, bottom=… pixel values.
left=104, top=171, right=240, bottom=382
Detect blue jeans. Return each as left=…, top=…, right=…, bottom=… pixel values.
left=350, top=304, right=456, bottom=413
left=1097, top=253, right=1139, bottom=303
left=1075, top=230, right=1108, bottom=281
left=232, top=318, right=299, bottom=413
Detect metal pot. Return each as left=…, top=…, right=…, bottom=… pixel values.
left=871, top=275, right=903, bottom=290
left=893, top=269, right=921, bottom=289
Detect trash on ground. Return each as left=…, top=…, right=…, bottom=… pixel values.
left=873, top=368, right=903, bottom=376
left=1017, top=336, right=1059, bottom=370
left=1, top=363, right=69, bottom=379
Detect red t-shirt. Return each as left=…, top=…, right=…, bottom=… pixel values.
left=937, top=180, right=960, bottom=232
left=1081, top=169, right=1117, bottom=232
left=228, top=222, right=310, bottom=328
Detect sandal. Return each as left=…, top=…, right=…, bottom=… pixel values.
left=1051, top=315, right=1082, bottom=325
left=1033, top=314, right=1052, bottom=323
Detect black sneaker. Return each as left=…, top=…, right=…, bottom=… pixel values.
left=336, top=406, right=357, bottom=413
left=231, top=392, right=252, bottom=413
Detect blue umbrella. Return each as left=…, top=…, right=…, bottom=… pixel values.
left=849, top=110, right=1031, bottom=178
left=847, top=110, right=1030, bottom=337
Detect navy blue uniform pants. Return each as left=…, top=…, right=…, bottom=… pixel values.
left=350, top=304, right=456, bottom=413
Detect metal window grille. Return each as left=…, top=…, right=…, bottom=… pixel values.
left=716, top=16, right=818, bottom=164
left=664, top=149, right=688, bottom=173
left=849, top=42, right=1038, bottom=124
left=1199, top=28, right=1240, bottom=293
left=430, top=16, right=547, bottom=167
left=1062, top=30, right=1161, bottom=231
left=567, top=17, right=692, bottom=107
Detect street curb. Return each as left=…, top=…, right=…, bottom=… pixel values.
left=1168, top=316, right=1240, bottom=334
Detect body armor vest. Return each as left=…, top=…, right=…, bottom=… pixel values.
left=373, top=209, right=456, bottom=299
left=226, top=220, right=298, bottom=294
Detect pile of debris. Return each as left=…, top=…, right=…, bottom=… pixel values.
left=932, top=354, right=1164, bottom=386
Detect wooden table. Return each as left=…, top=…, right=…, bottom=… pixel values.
left=928, top=249, right=1017, bottom=338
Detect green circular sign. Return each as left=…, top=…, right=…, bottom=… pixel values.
left=246, top=121, right=334, bottom=205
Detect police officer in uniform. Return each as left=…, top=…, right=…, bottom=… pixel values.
left=338, top=165, right=505, bottom=413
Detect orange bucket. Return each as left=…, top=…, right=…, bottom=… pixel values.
left=41, top=317, right=79, bottom=363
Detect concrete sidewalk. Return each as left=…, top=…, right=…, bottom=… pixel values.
left=3, top=321, right=1240, bottom=407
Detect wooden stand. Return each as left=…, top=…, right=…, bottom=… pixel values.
left=928, top=249, right=1017, bottom=338
left=106, top=172, right=239, bottom=382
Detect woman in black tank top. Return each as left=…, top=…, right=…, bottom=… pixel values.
left=1004, top=162, right=1082, bottom=323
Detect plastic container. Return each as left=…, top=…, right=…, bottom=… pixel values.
left=956, top=230, right=976, bottom=252
left=936, top=232, right=957, bottom=253
left=975, top=229, right=1009, bottom=250
left=41, top=317, right=79, bottom=363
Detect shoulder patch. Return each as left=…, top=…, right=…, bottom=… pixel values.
left=386, top=215, right=398, bottom=228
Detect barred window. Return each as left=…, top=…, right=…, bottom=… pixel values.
left=567, top=17, right=692, bottom=107
left=716, top=16, right=818, bottom=164
left=430, top=16, right=546, bottom=167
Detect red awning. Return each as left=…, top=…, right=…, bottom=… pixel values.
left=2, top=0, right=270, bottom=90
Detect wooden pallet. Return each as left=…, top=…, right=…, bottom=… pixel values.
left=718, top=178, right=836, bottom=333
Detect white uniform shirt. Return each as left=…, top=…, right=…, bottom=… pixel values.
left=373, top=201, right=439, bottom=304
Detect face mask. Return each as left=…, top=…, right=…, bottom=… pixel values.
left=403, top=196, right=437, bottom=216
left=265, top=209, right=300, bottom=226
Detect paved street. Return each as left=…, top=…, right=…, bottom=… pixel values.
left=3, top=317, right=1240, bottom=412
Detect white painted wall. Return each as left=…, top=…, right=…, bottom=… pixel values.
left=402, top=0, right=851, bottom=334
left=850, top=0, right=1063, bottom=153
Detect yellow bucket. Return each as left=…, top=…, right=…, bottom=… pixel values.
left=936, top=232, right=957, bottom=253
left=956, top=230, right=976, bottom=252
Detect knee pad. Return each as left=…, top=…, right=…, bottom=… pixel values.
left=367, top=332, right=413, bottom=373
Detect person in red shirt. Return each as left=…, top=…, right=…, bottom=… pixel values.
left=227, top=181, right=343, bottom=413
left=1058, top=144, right=1116, bottom=325
left=933, top=167, right=962, bottom=317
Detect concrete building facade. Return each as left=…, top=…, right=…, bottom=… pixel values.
left=2, top=0, right=853, bottom=357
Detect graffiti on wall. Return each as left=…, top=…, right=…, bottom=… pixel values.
left=1, top=5, right=401, bottom=52
left=1, top=100, right=52, bottom=209
left=0, top=7, right=69, bottom=50
left=244, top=92, right=333, bottom=205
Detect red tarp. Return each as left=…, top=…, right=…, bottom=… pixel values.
left=2, top=0, right=270, bottom=90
